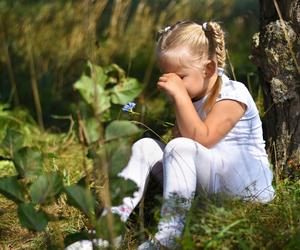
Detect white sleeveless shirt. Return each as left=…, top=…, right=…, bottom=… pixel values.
left=193, top=74, right=268, bottom=158
left=192, top=75, right=274, bottom=201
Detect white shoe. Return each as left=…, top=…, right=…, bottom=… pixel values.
left=65, top=238, right=109, bottom=250
left=101, top=205, right=132, bottom=222
left=65, top=236, right=122, bottom=250
left=138, top=239, right=161, bottom=250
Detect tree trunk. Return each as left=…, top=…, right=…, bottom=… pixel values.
left=251, top=0, right=300, bottom=179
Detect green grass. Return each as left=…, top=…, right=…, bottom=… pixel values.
left=0, top=104, right=300, bottom=249
left=2, top=174, right=300, bottom=249
left=182, top=180, right=300, bottom=249
left=1, top=136, right=300, bottom=249
left=0, top=1, right=298, bottom=249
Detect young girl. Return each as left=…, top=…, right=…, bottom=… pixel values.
left=67, top=21, right=275, bottom=250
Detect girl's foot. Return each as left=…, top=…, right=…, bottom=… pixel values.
left=65, top=235, right=122, bottom=250
left=138, top=238, right=161, bottom=250
left=65, top=238, right=109, bottom=250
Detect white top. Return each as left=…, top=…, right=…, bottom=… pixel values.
left=193, top=74, right=268, bottom=158
left=191, top=75, right=274, bottom=201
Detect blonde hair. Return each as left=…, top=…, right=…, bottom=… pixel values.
left=156, top=21, right=226, bottom=112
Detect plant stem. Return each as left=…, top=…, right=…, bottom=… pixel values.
left=1, top=18, right=19, bottom=106
left=130, top=120, right=168, bottom=144
left=226, top=49, right=236, bottom=81
left=26, top=32, right=44, bottom=130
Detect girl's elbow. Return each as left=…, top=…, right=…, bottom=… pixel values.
left=191, top=135, right=213, bottom=148
left=196, top=129, right=217, bottom=148
left=198, top=140, right=215, bottom=149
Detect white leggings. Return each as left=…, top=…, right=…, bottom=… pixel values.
left=114, top=137, right=274, bottom=247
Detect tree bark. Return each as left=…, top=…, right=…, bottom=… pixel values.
left=251, top=0, right=300, bottom=179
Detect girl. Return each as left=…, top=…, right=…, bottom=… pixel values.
left=67, top=21, right=275, bottom=250
left=121, top=20, right=274, bottom=249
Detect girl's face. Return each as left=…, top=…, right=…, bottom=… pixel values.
left=159, top=49, right=209, bottom=100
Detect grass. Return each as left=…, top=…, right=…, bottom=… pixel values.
left=0, top=89, right=299, bottom=250
left=1, top=128, right=300, bottom=249
left=183, top=180, right=300, bottom=249
left=1, top=1, right=299, bottom=249
left=0, top=137, right=89, bottom=249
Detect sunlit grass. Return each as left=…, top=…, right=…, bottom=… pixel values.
left=1, top=0, right=299, bottom=249
left=1, top=107, right=300, bottom=249
left=181, top=179, right=300, bottom=249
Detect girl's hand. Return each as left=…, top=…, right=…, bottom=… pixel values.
left=157, top=73, right=189, bottom=101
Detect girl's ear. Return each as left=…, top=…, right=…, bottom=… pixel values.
left=204, top=60, right=217, bottom=78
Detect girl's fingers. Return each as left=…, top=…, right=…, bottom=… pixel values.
left=159, top=76, right=169, bottom=82
left=157, top=81, right=163, bottom=88
left=157, top=81, right=166, bottom=90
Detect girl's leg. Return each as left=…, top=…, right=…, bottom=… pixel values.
left=152, top=137, right=215, bottom=248
left=113, top=137, right=165, bottom=221
left=214, top=146, right=275, bottom=203
left=65, top=138, right=164, bottom=250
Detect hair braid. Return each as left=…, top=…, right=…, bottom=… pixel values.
left=202, top=21, right=226, bottom=112
left=204, top=22, right=226, bottom=68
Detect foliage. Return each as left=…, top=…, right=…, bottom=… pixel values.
left=0, top=61, right=144, bottom=247
left=181, top=180, right=300, bottom=249
left=2, top=1, right=298, bottom=249
left=74, top=62, right=143, bottom=121
left=0, top=0, right=260, bottom=130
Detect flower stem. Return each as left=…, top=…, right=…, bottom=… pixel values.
left=130, top=120, right=167, bottom=144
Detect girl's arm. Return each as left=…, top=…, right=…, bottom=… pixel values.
left=157, top=72, right=246, bottom=148
left=172, top=122, right=181, bottom=138
left=174, top=95, right=245, bottom=148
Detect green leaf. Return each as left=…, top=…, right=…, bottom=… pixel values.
left=105, top=63, right=126, bottom=79
left=74, top=75, right=111, bottom=114
left=0, top=175, right=24, bottom=203
left=110, top=176, right=137, bottom=205
left=107, top=140, right=131, bottom=177
left=83, top=117, right=101, bottom=144
left=111, top=78, right=143, bottom=105
left=94, top=213, right=125, bottom=241
left=87, top=61, right=108, bottom=86
left=105, top=120, right=141, bottom=141
left=1, top=129, right=24, bottom=156
left=29, top=172, right=63, bottom=205
left=13, top=147, right=43, bottom=178
left=64, top=185, right=96, bottom=218
left=18, top=203, right=48, bottom=232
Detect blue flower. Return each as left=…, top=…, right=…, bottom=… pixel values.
left=122, top=102, right=136, bottom=112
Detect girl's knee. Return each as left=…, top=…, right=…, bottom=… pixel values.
left=132, top=137, right=163, bottom=150
left=131, top=138, right=164, bottom=166
left=164, top=137, right=207, bottom=155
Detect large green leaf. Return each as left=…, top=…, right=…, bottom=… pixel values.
left=104, top=63, right=126, bottom=80
left=109, top=176, right=137, bottom=206
left=74, top=75, right=111, bottom=114
left=17, top=203, right=48, bottom=232
left=0, top=175, right=24, bottom=203
left=105, top=120, right=141, bottom=141
left=1, top=129, right=24, bottom=156
left=87, top=61, right=108, bottom=86
left=111, top=78, right=143, bottom=105
left=107, top=140, right=131, bottom=177
left=82, top=117, right=101, bottom=144
left=64, top=184, right=96, bottom=218
left=94, top=212, right=125, bottom=242
left=13, top=147, right=43, bottom=178
left=29, top=172, right=63, bottom=205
